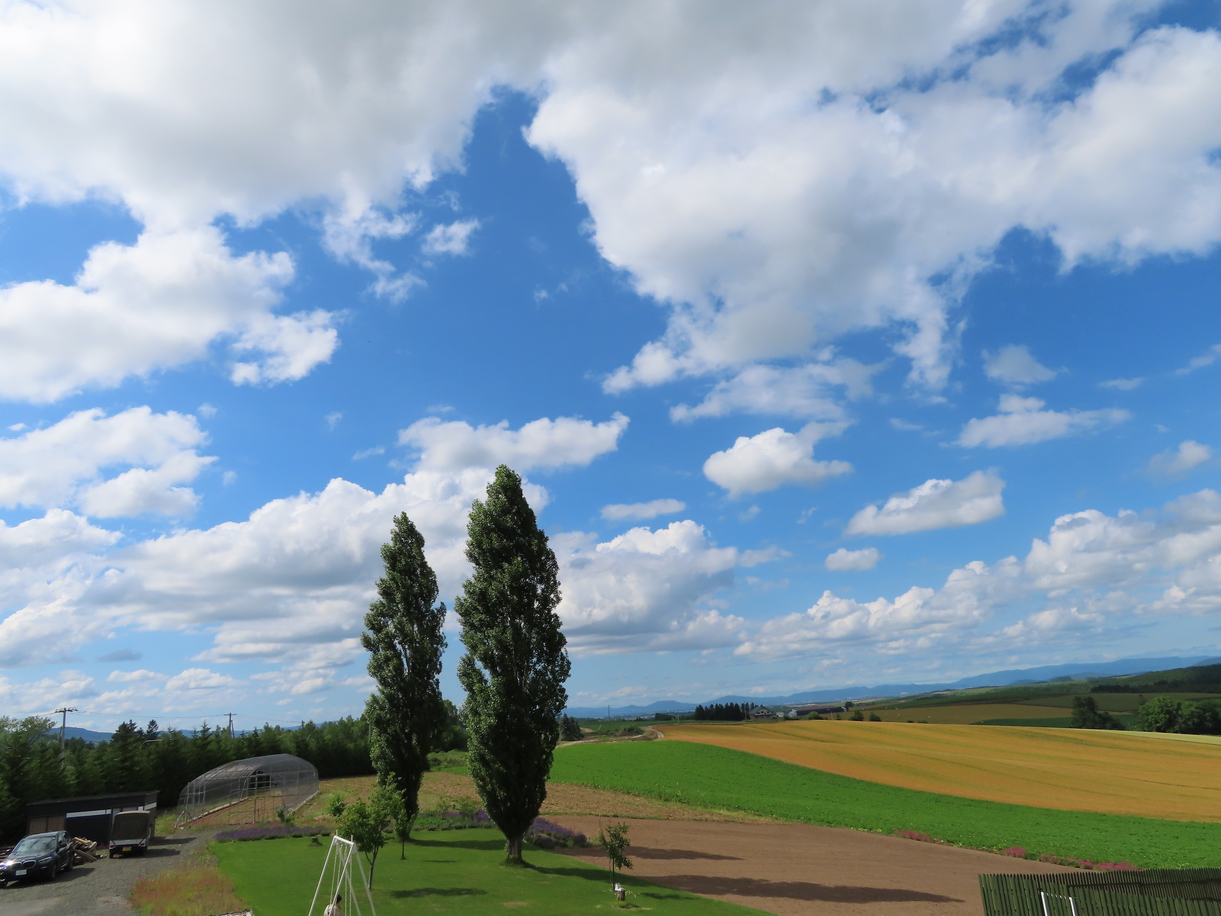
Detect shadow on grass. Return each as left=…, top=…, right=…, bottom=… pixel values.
left=390, top=887, right=489, bottom=899
left=411, top=837, right=504, bottom=852
left=658, top=874, right=963, bottom=904
left=534, top=865, right=627, bottom=884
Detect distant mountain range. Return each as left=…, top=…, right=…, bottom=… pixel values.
left=53, top=726, right=115, bottom=743
left=563, top=655, right=1221, bottom=718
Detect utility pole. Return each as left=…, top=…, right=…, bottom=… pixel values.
left=225, top=712, right=235, bottom=740
left=54, top=707, right=78, bottom=754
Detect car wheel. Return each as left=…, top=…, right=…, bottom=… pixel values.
left=65, top=856, right=73, bottom=872
left=49, top=862, right=58, bottom=881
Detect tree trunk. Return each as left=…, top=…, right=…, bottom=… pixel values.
left=505, top=833, right=524, bottom=864
left=367, top=850, right=379, bottom=889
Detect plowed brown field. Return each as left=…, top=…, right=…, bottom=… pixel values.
left=656, top=721, right=1221, bottom=821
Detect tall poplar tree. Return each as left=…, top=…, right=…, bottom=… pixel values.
left=361, top=512, right=447, bottom=838
left=456, top=465, right=571, bottom=864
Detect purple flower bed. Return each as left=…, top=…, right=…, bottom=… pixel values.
left=526, top=817, right=588, bottom=849
left=214, top=825, right=331, bottom=842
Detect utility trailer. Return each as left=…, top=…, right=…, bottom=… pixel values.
left=108, top=810, right=154, bottom=857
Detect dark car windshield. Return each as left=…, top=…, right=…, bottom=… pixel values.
left=12, top=836, right=57, bottom=855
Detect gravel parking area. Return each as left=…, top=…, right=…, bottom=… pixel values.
left=0, top=832, right=214, bottom=916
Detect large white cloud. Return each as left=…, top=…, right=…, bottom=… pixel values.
left=556, top=520, right=777, bottom=654
left=669, top=358, right=873, bottom=422
left=742, top=488, right=1221, bottom=662
left=529, top=6, right=1221, bottom=393
left=1, top=3, right=1218, bottom=405
left=0, top=228, right=336, bottom=402
left=399, top=413, right=628, bottom=472
left=845, top=470, right=1005, bottom=536
left=703, top=423, right=851, bottom=496
left=737, top=558, right=1023, bottom=661
left=957, top=396, right=1131, bottom=448
left=0, top=407, right=214, bottom=517
left=1, top=412, right=619, bottom=668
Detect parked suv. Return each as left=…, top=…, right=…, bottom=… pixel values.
left=0, top=831, right=73, bottom=884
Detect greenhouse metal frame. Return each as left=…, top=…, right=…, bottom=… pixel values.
left=175, top=753, right=319, bottom=827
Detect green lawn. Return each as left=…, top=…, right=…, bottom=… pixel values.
left=551, top=740, right=1221, bottom=869
left=213, top=831, right=766, bottom=916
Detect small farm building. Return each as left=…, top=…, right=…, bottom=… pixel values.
left=26, top=790, right=158, bottom=844
left=175, top=753, right=318, bottom=827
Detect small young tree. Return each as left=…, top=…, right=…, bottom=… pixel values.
left=456, top=465, right=571, bottom=864
left=362, top=512, right=448, bottom=841
left=598, top=822, right=633, bottom=889
left=337, top=795, right=390, bottom=888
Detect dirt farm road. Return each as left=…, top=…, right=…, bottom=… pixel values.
left=553, top=816, right=1075, bottom=916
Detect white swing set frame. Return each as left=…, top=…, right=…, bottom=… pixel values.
left=307, top=835, right=377, bottom=916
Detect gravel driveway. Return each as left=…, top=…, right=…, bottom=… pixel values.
left=0, top=832, right=215, bottom=916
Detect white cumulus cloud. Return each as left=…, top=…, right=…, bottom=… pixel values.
left=957, top=396, right=1130, bottom=448
left=825, top=547, right=881, bottom=571
left=1147, top=440, right=1212, bottom=478
left=601, top=499, right=686, bottom=521
left=846, top=471, right=1005, bottom=537
left=704, top=424, right=851, bottom=497
left=0, top=228, right=335, bottom=403
left=0, top=407, right=214, bottom=517
left=669, top=359, right=873, bottom=422
left=983, top=345, right=1056, bottom=387
left=423, top=219, right=480, bottom=256
left=556, top=520, right=777, bottom=654
left=399, top=413, right=628, bottom=472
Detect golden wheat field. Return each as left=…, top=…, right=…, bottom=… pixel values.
left=655, top=720, right=1221, bottom=821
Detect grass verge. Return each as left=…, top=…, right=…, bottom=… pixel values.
left=551, top=740, right=1221, bottom=868
left=212, top=831, right=765, bottom=915
left=129, top=856, right=247, bottom=916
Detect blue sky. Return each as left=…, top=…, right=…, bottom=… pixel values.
left=2, top=1, right=1221, bottom=732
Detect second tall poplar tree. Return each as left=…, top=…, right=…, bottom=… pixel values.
left=362, top=512, right=447, bottom=839
left=456, top=465, right=571, bottom=864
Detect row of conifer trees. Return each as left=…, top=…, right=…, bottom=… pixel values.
left=0, top=715, right=374, bottom=841
left=691, top=702, right=749, bottom=721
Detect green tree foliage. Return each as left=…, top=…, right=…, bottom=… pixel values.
left=337, top=793, right=390, bottom=888
left=435, top=699, right=468, bottom=752
left=692, top=703, right=747, bottom=721
left=1136, top=696, right=1221, bottom=734
left=0, top=716, right=373, bottom=842
left=456, top=465, right=571, bottom=864
left=559, top=715, right=582, bottom=742
left=361, top=511, right=448, bottom=840
left=1070, top=696, right=1125, bottom=729
left=598, top=822, right=633, bottom=887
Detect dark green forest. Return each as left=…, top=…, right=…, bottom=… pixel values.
left=0, top=715, right=373, bottom=841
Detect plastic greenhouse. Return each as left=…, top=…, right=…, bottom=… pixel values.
left=175, top=753, right=319, bottom=827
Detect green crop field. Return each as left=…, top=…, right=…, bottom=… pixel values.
left=551, top=741, right=1221, bottom=869
left=213, top=831, right=766, bottom=916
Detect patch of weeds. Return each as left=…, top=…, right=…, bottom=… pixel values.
left=427, top=750, right=469, bottom=773
left=129, top=849, right=247, bottom=916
